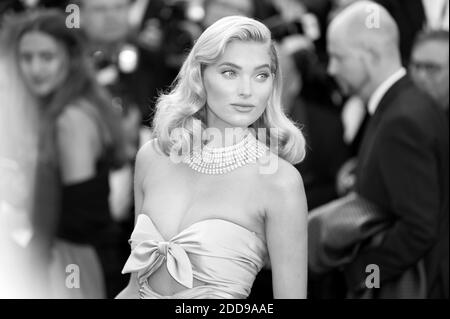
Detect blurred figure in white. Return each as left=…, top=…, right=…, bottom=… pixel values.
left=0, top=18, right=46, bottom=298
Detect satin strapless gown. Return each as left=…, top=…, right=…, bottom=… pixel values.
left=121, top=214, right=268, bottom=298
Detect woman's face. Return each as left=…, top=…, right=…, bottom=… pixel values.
left=203, top=40, right=274, bottom=131
left=18, top=31, right=69, bottom=98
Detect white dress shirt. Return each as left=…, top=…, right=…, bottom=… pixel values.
left=367, top=68, right=407, bottom=115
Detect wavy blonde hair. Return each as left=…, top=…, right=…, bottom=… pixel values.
left=152, top=16, right=305, bottom=164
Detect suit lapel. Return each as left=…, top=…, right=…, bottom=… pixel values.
left=356, top=75, right=411, bottom=180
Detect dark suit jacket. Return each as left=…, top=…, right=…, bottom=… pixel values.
left=345, top=75, right=449, bottom=298
left=292, top=98, right=350, bottom=209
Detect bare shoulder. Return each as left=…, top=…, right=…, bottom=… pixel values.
left=55, top=105, right=101, bottom=156
left=136, top=138, right=165, bottom=163
left=55, top=105, right=101, bottom=183
left=134, top=138, right=168, bottom=181
left=259, top=153, right=304, bottom=193
left=258, top=153, right=307, bottom=218
left=56, top=105, right=98, bottom=137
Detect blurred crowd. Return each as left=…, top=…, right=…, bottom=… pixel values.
left=0, top=0, right=448, bottom=298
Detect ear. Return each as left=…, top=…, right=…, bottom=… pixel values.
left=366, top=46, right=381, bottom=65
left=363, top=39, right=381, bottom=65
left=357, top=42, right=379, bottom=74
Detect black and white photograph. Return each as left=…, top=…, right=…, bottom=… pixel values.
left=0, top=0, right=448, bottom=308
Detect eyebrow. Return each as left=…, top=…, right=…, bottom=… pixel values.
left=19, top=49, right=54, bottom=55
left=217, top=62, right=271, bottom=70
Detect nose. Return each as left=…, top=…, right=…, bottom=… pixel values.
left=410, top=66, right=429, bottom=88
left=238, top=76, right=252, bottom=98
left=29, top=56, right=44, bottom=76
left=411, top=67, right=428, bottom=81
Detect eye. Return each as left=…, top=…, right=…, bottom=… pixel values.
left=255, top=72, right=270, bottom=82
left=19, top=53, right=32, bottom=64
left=41, top=52, right=55, bottom=62
left=221, top=69, right=237, bottom=79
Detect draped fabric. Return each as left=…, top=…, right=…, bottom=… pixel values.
left=122, top=214, right=267, bottom=299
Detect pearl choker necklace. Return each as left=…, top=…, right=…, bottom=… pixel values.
left=183, top=133, right=267, bottom=174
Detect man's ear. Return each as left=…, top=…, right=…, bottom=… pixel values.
left=367, top=46, right=382, bottom=65
left=365, top=37, right=383, bottom=62
left=359, top=42, right=380, bottom=72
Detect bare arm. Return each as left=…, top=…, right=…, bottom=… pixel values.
left=265, top=163, right=308, bottom=299
left=115, top=139, right=157, bottom=299
left=56, top=106, right=101, bottom=184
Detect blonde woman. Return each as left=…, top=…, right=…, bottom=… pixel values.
left=117, top=16, right=308, bottom=299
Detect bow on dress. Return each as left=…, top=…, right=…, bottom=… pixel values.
left=121, top=215, right=194, bottom=289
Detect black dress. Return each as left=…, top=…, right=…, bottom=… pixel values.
left=54, top=157, right=126, bottom=298
left=49, top=102, right=128, bottom=299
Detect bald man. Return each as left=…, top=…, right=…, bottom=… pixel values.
left=327, top=1, right=449, bottom=298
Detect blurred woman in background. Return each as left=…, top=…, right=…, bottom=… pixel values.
left=0, top=16, right=44, bottom=297
left=4, top=9, right=128, bottom=298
